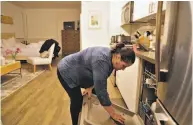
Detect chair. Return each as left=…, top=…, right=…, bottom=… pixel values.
left=27, top=43, right=55, bottom=73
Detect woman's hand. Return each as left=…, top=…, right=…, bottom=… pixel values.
left=110, top=112, right=125, bottom=124
left=103, top=105, right=125, bottom=124
left=82, top=86, right=93, bottom=98
left=133, top=44, right=138, bottom=53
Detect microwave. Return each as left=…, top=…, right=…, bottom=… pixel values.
left=121, top=1, right=134, bottom=25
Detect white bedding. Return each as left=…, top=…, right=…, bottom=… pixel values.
left=1, top=38, right=44, bottom=59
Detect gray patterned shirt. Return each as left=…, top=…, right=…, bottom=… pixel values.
left=57, top=46, right=113, bottom=106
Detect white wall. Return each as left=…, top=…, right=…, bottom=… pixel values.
left=24, top=9, right=80, bottom=48
left=80, top=1, right=110, bottom=49
left=108, top=1, right=126, bottom=41
left=80, top=1, right=127, bottom=49
left=1, top=1, right=24, bottom=38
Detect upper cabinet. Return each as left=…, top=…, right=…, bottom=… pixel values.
left=148, top=1, right=158, bottom=15
left=163, top=1, right=166, bottom=10
left=148, top=1, right=166, bottom=14
left=133, top=1, right=167, bottom=21
left=133, top=1, right=149, bottom=21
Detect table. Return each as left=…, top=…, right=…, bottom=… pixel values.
left=0, top=61, right=22, bottom=77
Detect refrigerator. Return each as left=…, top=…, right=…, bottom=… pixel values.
left=158, top=1, right=192, bottom=125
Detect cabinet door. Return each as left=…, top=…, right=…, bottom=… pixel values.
left=116, top=57, right=139, bottom=112
left=148, top=1, right=166, bottom=15
left=148, top=1, right=158, bottom=15
left=163, top=1, right=167, bottom=11
left=133, top=1, right=149, bottom=21
left=133, top=1, right=166, bottom=21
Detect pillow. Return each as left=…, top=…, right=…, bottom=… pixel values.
left=1, top=39, right=4, bottom=48
left=26, top=43, right=39, bottom=48
left=40, top=51, right=49, bottom=58
left=1, top=39, right=7, bottom=48
left=8, top=37, right=16, bottom=46
left=2, top=37, right=16, bottom=47
left=15, top=42, right=26, bottom=48
left=38, top=41, right=45, bottom=45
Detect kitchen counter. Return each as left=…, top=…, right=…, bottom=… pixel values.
left=135, top=50, right=155, bottom=64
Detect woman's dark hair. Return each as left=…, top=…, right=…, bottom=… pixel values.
left=111, top=43, right=135, bottom=64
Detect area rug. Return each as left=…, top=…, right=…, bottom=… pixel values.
left=1, top=65, right=45, bottom=100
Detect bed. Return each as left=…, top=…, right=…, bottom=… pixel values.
left=1, top=33, right=44, bottom=60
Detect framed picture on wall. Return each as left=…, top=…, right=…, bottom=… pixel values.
left=88, top=11, right=101, bottom=29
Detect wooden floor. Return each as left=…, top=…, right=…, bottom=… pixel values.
left=1, top=57, right=123, bottom=125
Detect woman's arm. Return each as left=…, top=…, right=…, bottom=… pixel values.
left=92, top=60, right=112, bottom=106
left=92, top=61, right=125, bottom=124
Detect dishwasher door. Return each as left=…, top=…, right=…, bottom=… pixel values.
left=79, top=95, right=144, bottom=125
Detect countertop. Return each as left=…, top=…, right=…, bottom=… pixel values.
left=135, top=50, right=155, bottom=64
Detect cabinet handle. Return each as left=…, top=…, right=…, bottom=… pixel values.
left=149, top=4, right=151, bottom=13
left=152, top=3, right=155, bottom=13
left=149, top=2, right=154, bottom=14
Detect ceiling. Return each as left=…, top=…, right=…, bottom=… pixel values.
left=8, top=1, right=81, bottom=9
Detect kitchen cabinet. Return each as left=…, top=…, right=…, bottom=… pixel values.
left=133, top=1, right=166, bottom=21
left=116, top=57, right=139, bottom=113
left=148, top=1, right=158, bottom=15
left=163, top=1, right=167, bottom=10
left=148, top=1, right=166, bottom=15
left=133, top=1, right=149, bottom=21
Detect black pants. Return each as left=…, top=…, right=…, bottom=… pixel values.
left=57, top=70, right=83, bottom=125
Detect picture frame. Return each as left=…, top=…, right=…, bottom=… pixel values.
left=1, top=15, right=13, bottom=24
left=88, top=11, right=101, bottom=29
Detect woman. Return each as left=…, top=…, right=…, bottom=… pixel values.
left=57, top=43, right=136, bottom=125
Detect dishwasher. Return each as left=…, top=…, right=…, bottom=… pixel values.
left=79, top=95, right=144, bottom=125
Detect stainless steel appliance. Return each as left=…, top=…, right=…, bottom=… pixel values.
left=116, top=34, right=125, bottom=43
left=115, top=34, right=131, bottom=43
left=110, top=36, right=116, bottom=43
left=159, top=2, right=192, bottom=125
left=124, top=36, right=132, bottom=43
